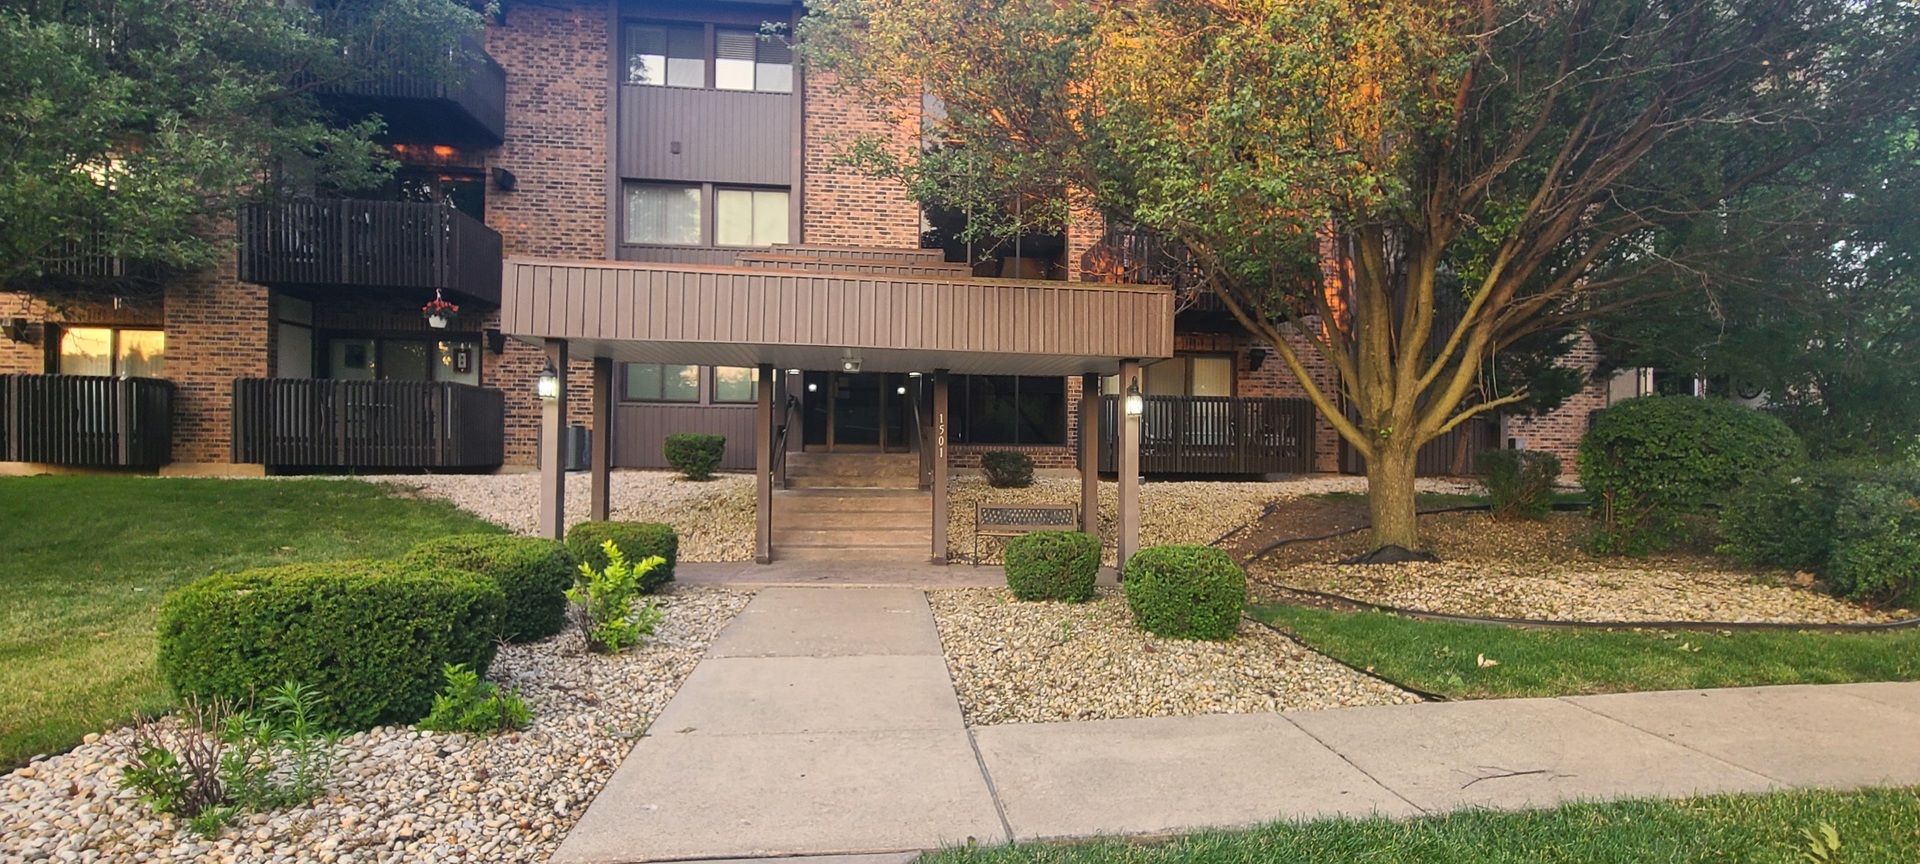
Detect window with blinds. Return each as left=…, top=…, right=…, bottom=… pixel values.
left=715, top=29, right=793, bottom=93
left=626, top=24, right=703, bottom=88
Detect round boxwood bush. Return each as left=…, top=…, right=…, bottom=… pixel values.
left=1004, top=530, right=1100, bottom=602
left=1122, top=545, right=1247, bottom=641
left=157, top=561, right=504, bottom=730
left=980, top=451, right=1035, bottom=488
left=565, top=520, right=677, bottom=592
left=1829, top=479, right=1920, bottom=604
left=402, top=534, right=575, bottom=642
left=664, top=433, right=727, bottom=481
left=1578, top=396, right=1804, bottom=554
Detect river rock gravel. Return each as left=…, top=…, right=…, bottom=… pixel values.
left=0, top=587, right=751, bottom=864
left=928, top=587, right=1419, bottom=726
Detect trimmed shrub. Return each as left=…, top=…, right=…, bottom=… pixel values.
left=402, top=534, right=574, bottom=642
left=1122, top=545, right=1247, bottom=641
left=1004, top=530, right=1100, bottom=602
left=1477, top=449, right=1562, bottom=520
left=1719, top=462, right=1886, bottom=571
left=980, top=451, right=1035, bottom=488
left=664, top=433, right=726, bottom=481
left=158, top=561, right=504, bottom=730
left=1578, top=396, right=1804, bottom=554
left=1830, top=480, right=1920, bottom=604
left=566, top=521, right=677, bottom=592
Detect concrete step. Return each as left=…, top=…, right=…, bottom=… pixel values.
left=773, top=528, right=930, bottom=547
left=774, top=488, right=930, bottom=506
left=775, top=545, right=935, bottom=562
left=785, top=475, right=923, bottom=490
left=775, top=510, right=932, bottom=530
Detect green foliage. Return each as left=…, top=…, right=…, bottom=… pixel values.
left=1719, top=463, right=1883, bottom=571
left=1830, top=482, right=1920, bottom=605
left=117, top=682, right=341, bottom=837
left=418, top=663, right=531, bottom=735
left=663, top=433, right=727, bottom=481
left=1003, top=530, right=1100, bottom=602
left=980, top=450, right=1036, bottom=488
left=157, top=561, right=503, bottom=730
left=566, top=521, right=677, bottom=592
left=1476, top=449, right=1562, bottom=520
left=1579, top=397, right=1804, bottom=554
left=1122, top=545, right=1247, bottom=641
left=566, top=541, right=665, bottom=654
left=402, top=534, right=575, bottom=642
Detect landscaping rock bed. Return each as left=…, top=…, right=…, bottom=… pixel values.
left=367, top=472, right=756, bottom=562
left=928, top=587, right=1418, bottom=726
left=0, top=587, right=752, bottom=864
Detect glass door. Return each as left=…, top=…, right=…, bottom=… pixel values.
left=801, top=372, right=914, bottom=452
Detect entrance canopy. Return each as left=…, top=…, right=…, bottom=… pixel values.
left=500, top=259, right=1173, bottom=375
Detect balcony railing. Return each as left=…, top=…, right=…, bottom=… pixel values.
left=0, top=375, right=173, bottom=467
left=238, top=198, right=502, bottom=305
left=1099, top=395, right=1316, bottom=475
left=1338, top=415, right=1499, bottom=477
left=232, top=379, right=504, bottom=470
left=317, top=36, right=506, bottom=146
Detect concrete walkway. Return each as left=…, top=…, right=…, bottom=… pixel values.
left=556, top=587, right=1920, bottom=863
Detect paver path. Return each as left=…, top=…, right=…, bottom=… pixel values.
left=558, top=587, right=1920, bottom=863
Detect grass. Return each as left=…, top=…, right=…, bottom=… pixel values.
left=0, top=476, right=500, bottom=766
left=921, top=787, right=1920, bottom=864
left=1252, top=603, right=1920, bottom=699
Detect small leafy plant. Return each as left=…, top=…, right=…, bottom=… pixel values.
left=980, top=450, right=1036, bottom=488
left=117, top=681, right=342, bottom=838
left=419, top=663, right=532, bottom=734
left=567, top=540, right=666, bottom=653
left=1476, top=449, right=1562, bottom=520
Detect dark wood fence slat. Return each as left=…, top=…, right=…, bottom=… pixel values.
left=1097, top=395, right=1316, bottom=475
left=231, top=378, right=503, bottom=470
left=0, top=374, right=172, bottom=467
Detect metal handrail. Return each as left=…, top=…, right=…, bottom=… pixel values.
left=770, top=393, right=800, bottom=487
left=909, top=379, right=934, bottom=490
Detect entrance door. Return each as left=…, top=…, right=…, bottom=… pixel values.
left=802, top=372, right=913, bottom=452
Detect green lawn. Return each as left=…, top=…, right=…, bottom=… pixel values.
left=0, top=476, right=499, bottom=766
left=921, top=788, right=1920, bottom=864
left=1253, top=604, right=1920, bottom=699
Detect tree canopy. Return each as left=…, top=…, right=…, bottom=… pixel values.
left=800, top=0, right=1920, bottom=549
left=0, top=0, right=487, bottom=300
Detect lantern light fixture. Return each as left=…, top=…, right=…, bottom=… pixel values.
left=1124, top=376, right=1144, bottom=417
left=536, top=362, right=561, bottom=402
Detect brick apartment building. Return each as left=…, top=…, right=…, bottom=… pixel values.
left=0, top=0, right=1623, bottom=501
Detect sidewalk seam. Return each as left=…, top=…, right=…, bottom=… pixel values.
left=1277, top=714, right=1430, bottom=816
left=966, top=728, right=1019, bottom=844
left=1554, top=696, right=1788, bottom=786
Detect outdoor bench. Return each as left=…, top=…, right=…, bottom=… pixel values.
left=974, top=503, right=1079, bottom=563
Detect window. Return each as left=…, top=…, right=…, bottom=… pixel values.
left=322, top=336, right=477, bottom=384
left=58, top=327, right=164, bottom=377
left=712, top=366, right=759, bottom=403
left=714, top=29, right=793, bottom=93
left=715, top=188, right=789, bottom=247
left=624, top=183, right=702, bottom=245
left=626, top=24, right=704, bottom=87
left=1109, top=354, right=1235, bottom=397
left=953, top=375, right=1066, bottom=445
left=624, top=363, right=699, bottom=402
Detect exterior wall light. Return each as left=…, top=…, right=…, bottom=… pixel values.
left=841, top=356, right=862, bottom=373
left=536, top=362, right=561, bottom=402
left=1124, top=376, right=1144, bottom=416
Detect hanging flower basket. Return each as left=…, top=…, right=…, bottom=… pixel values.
left=422, top=291, right=460, bottom=329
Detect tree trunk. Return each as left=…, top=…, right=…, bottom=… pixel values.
left=1365, top=441, right=1421, bottom=550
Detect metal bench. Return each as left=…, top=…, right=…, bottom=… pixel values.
left=974, top=503, right=1079, bottom=563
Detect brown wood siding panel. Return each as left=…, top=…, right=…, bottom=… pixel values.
left=617, top=244, right=742, bottom=265
left=612, top=403, right=758, bottom=470
left=618, top=88, right=792, bottom=185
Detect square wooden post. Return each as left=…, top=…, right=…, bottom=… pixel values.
left=1118, top=359, right=1142, bottom=568
left=589, top=356, right=613, bottom=522
left=931, top=369, right=950, bottom=565
left=1079, top=372, right=1100, bottom=537
left=755, top=363, right=774, bottom=564
left=537, top=339, right=569, bottom=541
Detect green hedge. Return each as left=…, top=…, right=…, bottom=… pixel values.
left=565, top=521, right=677, bottom=592
left=401, top=534, right=574, bottom=642
left=1831, top=479, right=1920, bottom=604
left=1004, top=530, right=1100, bottom=602
left=1578, top=396, right=1803, bottom=554
left=1720, top=463, right=1877, bottom=571
left=1477, top=449, right=1562, bottom=520
left=1122, top=545, right=1247, bottom=641
left=157, top=561, right=503, bottom=730
left=664, top=433, right=726, bottom=481
left=980, top=451, right=1035, bottom=488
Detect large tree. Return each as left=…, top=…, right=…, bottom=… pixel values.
left=799, top=0, right=1920, bottom=550
left=0, top=0, right=487, bottom=301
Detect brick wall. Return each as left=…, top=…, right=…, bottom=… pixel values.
left=0, top=293, right=49, bottom=373
left=801, top=72, right=922, bottom=247
left=1502, top=334, right=1608, bottom=472
left=484, top=2, right=610, bottom=261
left=1176, top=327, right=1345, bottom=473
left=164, top=261, right=270, bottom=465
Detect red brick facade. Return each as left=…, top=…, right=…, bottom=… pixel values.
left=801, top=72, right=923, bottom=248
left=1502, top=334, right=1610, bottom=472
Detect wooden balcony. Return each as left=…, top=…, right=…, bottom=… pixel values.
left=238, top=198, right=502, bottom=305
left=232, top=379, right=504, bottom=470
left=316, top=37, right=506, bottom=147
left=1098, top=395, right=1316, bottom=475
left=0, top=375, right=174, bottom=467
left=1339, top=415, right=1499, bottom=477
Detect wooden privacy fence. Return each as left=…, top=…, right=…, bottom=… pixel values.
left=0, top=374, right=173, bottom=467
left=237, top=198, right=502, bottom=304
left=1338, top=415, right=1500, bottom=477
left=232, top=379, right=504, bottom=470
left=1099, top=395, right=1316, bottom=475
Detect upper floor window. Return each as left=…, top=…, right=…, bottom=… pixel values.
left=715, top=188, right=789, bottom=247
left=624, top=181, right=789, bottom=247
left=625, top=183, right=703, bottom=245
left=624, top=22, right=792, bottom=94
